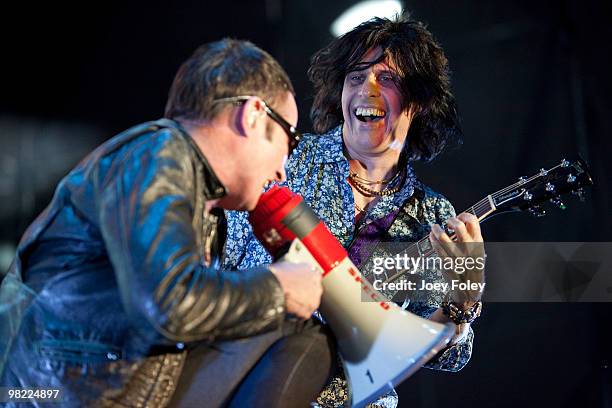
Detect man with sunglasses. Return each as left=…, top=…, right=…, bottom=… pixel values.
left=1, top=39, right=332, bottom=407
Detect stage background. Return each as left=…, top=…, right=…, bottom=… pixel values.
left=1, top=1, right=610, bottom=406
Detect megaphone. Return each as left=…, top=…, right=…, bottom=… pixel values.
left=249, top=186, right=454, bottom=407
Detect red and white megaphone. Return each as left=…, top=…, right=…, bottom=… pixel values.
left=249, top=186, right=454, bottom=407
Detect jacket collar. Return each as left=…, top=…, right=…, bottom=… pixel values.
left=154, top=118, right=227, bottom=200
left=309, top=124, right=420, bottom=227
left=312, top=125, right=346, bottom=164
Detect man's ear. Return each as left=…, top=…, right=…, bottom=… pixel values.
left=237, top=96, right=265, bottom=136
left=247, top=111, right=257, bottom=127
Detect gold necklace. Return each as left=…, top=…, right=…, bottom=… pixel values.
left=354, top=201, right=366, bottom=212
left=349, top=169, right=404, bottom=197
left=349, top=169, right=400, bottom=185
left=351, top=179, right=401, bottom=196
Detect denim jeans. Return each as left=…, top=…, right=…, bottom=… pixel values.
left=169, top=318, right=336, bottom=408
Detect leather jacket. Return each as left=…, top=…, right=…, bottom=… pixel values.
left=0, top=119, right=286, bottom=407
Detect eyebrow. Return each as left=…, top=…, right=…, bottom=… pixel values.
left=347, top=62, right=376, bottom=73
left=347, top=65, right=399, bottom=78
left=349, top=59, right=398, bottom=71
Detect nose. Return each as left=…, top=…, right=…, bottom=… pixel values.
left=358, top=73, right=380, bottom=97
left=275, top=168, right=286, bottom=182
left=274, top=155, right=288, bottom=182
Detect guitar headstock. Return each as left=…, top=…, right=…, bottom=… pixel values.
left=489, top=158, right=593, bottom=217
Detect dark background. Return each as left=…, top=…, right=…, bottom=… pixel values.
left=1, top=0, right=610, bottom=406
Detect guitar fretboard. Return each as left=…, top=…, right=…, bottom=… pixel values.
left=375, top=159, right=588, bottom=282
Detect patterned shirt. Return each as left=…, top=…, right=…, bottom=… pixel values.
left=224, top=125, right=475, bottom=407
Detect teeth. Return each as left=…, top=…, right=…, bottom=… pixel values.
left=355, top=107, right=385, bottom=117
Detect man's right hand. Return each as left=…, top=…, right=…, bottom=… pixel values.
left=268, top=261, right=323, bottom=320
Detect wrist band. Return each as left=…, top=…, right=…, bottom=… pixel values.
left=441, top=300, right=482, bottom=324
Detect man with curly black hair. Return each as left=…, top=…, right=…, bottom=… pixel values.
left=226, top=15, right=485, bottom=407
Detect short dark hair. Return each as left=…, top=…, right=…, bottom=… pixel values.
left=165, top=39, right=295, bottom=121
left=308, top=16, right=462, bottom=161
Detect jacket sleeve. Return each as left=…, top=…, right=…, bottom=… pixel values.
left=408, top=301, right=475, bottom=372
left=95, top=130, right=285, bottom=344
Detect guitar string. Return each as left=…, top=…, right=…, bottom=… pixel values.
left=489, top=163, right=565, bottom=201
left=378, top=162, right=574, bottom=279
left=383, top=163, right=569, bottom=271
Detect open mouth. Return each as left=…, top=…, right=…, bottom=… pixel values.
left=354, top=107, right=386, bottom=122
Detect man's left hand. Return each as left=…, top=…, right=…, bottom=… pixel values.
left=429, top=212, right=485, bottom=305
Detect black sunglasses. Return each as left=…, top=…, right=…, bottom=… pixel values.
left=212, top=96, right=302, bottom=154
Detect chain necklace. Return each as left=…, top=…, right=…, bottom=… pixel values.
left=349, top=169, right=400, bottom=185
left=349, top=168, right=405, bottom=197
left=354, top=201, right=366, bottom=212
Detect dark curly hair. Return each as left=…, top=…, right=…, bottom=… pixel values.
left=308, top=16, right=462, bottom=161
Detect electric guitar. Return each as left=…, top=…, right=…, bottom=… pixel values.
left=378, top=157, right=593, bottom=285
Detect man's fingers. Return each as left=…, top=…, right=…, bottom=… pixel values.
left=431, top=224, right=452, bottom=243
left=269, top=261, right=323, bottom=319
left=431, top=224, right=464, bottom=258
left=457, top=212, right=483, bottom=242
left=429, top=228, right=452, bottom=259
left=446, top=217, right=470, bottom=242
left=287, top=289, right=321, bottom=319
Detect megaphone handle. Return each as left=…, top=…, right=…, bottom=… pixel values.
left=277, top=238, right=327, bottom=324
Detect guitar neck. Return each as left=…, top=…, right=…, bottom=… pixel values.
left=467, top=195, right=497, bottom=221
left=396, top=157, right=591, bottom=264
left=408, top=196, right=496, bottom=259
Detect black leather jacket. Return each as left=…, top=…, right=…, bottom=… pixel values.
left=0, top=119, right=285, bottom=406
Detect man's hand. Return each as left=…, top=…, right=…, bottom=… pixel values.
left=268, top=261, right=323, bottom=320
left=429, top=212, right=485, bottom=305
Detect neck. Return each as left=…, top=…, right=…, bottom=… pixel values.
left=344, top=146, right=402, bottom=183
left=179, top=118, right=241, bottom=208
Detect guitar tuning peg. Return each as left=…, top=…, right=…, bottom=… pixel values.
left=518, top=176, right=527, bottom=183
left=567, top=173, right=576, bottom=183
left=528, top=205, right=546, bottom=217
left=561, top=159, right=570, bottom=167
left=550, top=197, right=566, bottom=210
left=545, top=183, right=555, bottom=192
left=572, top=188, right=586, bottom=202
